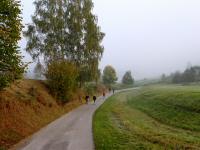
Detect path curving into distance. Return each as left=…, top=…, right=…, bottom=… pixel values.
left=11, top=94, right=112, bottom=150
left=11, top=88, right=137, bottom=150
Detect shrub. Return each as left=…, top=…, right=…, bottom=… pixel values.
left=84, top=83, right=97, bottom=96
left=46, top=61, right=78, bottom=103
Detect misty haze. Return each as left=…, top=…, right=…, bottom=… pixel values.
left=2, top=0, right=200, bottom=150
left=20, top=0, right=200, bottom=80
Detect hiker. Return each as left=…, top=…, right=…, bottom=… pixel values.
left=93, top=96, right=97, bottom=104
left=103, top=92, right=106, bottom=99
left=112, top=89, right=115, bottom=94
left=85, top=95, right=90, bottom=104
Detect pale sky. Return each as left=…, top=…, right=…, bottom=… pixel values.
left=20, top=0, right=200, bottom=80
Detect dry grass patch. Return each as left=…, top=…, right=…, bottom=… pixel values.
left=0, top=80, right=82, bottom=150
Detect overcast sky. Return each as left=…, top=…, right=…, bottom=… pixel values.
left=20, top=0, right=200, bottom=80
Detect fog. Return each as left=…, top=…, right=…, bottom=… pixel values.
left=20, top=0, right=200, bottom=80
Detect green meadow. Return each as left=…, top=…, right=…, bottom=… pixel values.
left=93, top=85, right=200, bottom=150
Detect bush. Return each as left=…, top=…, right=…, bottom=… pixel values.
left=84, top=83, right=97, bottom=96
left=0, top=75, right=9, bottom=90
left=46, top=61, right=78, bottom=103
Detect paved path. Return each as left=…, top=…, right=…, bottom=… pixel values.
left=12, top=94, right=112, bottom=150
left=11, top=88, right=139, bottom=150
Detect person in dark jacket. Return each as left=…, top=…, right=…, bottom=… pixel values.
left=103, top=92, right=106, bottom=99
left=85, top=95, right=89, bottom=104
left=93, top=96, right=97, bottom=104
left=112, top=89, right=115, bottom=94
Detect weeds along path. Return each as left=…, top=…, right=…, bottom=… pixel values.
left=93, top=87, right=200, bottom=150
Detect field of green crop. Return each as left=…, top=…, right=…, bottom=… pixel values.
left=93, top=85, right=200, bottom=150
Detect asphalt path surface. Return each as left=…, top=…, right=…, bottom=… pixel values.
left=12, top=94, right=112, bottom=150
left=11, top=88, right=138, bottom=150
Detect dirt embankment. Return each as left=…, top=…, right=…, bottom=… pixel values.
left=0, top=80, right=87, bottom=150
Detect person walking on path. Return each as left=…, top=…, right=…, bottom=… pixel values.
left=85, top=95, right=90, bottom=104
left=112, top=89, right=115, bottom=94
left=93, top=96, right=97, bottom=104
left=103, top=92, right=106, bottom=99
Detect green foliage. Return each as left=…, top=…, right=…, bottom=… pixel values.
left=84, top=82, right=96, bottom=95
left=102, top=65, right=118, bottom=85
left=24, top=0, right=105, bottom=86
left=23, top=0, right=69, bottom=62
left=0, top=0, right=25, bottom=90
left=80, top=0, right=104, bottom=83
left=122, top=71, right=134, bottom=85
left=46, top=61, right=78, bottom=103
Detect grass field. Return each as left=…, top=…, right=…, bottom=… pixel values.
left=93, top=85, right=200, bottom=150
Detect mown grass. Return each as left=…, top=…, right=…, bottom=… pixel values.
left=111, top=83, right=135, bottom=90
left=93, top=85, right=200, bottom=150
left=128, top=85, right=200, bottom=131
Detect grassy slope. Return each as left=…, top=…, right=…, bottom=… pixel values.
left=111, top=83, right=135, bottom=90
left=93, top=85, right=200, bottom=150
left=0, top=80, right=82, bottom=150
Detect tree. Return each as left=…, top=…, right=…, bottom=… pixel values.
left=46, top=61, right=78, bottom=103
left=24, top=0, right=105, bottom=103
left=34, top=59, right=45, bottom=79
left=161, top=74, right=166, bottom=81
left=102, top=65, right=118, bottom=85
left=0, top=0, right=25, bottom=89
left=81, top=0, right=104, bottom=82
left=24, top=0, right=105, bottom=87
left=182, top=68, right=196, bottom=83
left=24, top=0, right=69, bottom=63
left=67, top=0, right=104, bottom=86
left=172, top=71, right=182, bottom=83
left=122, top=71, right=134, bottom=85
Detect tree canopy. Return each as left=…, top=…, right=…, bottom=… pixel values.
left=122, top=71, right=134, bottom=85
left=102, top=65, right=118, bottom=85
left=0, top=0, right=25, bottom=89
left=24, top=0, right=105, bottom=100
left=24, top=0, right=104, bottom=85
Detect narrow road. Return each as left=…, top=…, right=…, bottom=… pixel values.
left=12, top=94, right=112, bottom=150
left=12, top=88, right=138, bottom=150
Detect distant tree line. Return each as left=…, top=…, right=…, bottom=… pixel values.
left=102, top=65, right=134, bottom=87
left=161, top=66, right=200, bottom=84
